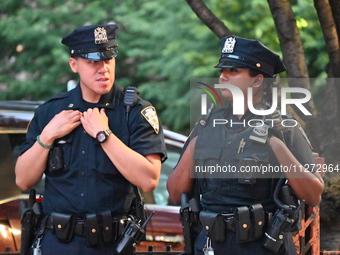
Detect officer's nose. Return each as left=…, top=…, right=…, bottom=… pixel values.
left=219, top=71, right=229, bottom=83
left=98, top=61, right=109, bottom=73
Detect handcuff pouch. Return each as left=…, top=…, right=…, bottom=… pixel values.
left=199, top=211, right=225, bottom=242
left=51, top=212, right=75, bottom=243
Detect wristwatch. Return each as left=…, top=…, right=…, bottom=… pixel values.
left=96, top=129, right=112, bottom=143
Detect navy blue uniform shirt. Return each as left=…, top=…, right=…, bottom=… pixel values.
left=20, top=84, right=167, bottom=217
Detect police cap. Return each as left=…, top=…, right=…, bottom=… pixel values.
left=214, top=36, right=286, bottom=77
left=61, top=24, right=118, bottom=61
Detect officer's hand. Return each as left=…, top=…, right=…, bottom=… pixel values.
left=81, top=108, right=109, bottom=138
left=43, top=110, right=82, bottom=139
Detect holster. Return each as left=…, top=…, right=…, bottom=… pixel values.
left=20, top=189, right=42, bottom=255
left=51, top=212, right=76, bottom=243
left=20, top=203, right=35, bottom=255
left=199, top=211, right=225, bottom=242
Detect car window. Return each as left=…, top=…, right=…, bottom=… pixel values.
left=0, top=133, right=27, bottom=199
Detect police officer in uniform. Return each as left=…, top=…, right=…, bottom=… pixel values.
left=15, top=24, right=167, bottom=255
left=167, top=36, right=324, bottom=255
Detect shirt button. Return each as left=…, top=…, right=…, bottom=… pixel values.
left=227, top=141, right=231, bottom=144
left=81, top=151, right=86, bottom=155
left=81, top=172, right=85, bottom=177
left=80, top=193, right=85, bottom=197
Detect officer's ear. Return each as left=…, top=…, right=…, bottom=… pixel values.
left=252, top=74, right=264, bottom=88
left=69, top=57, right=78, bottom=73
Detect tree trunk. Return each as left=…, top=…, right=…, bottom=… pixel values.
left=185, top=0, right=232, bottom=39
left=267, top=0, right=317, bottom=120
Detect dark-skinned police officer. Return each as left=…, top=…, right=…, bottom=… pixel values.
left=15, top=23, right=167, bottom=255
left=167, top=36, right=324, bottom=255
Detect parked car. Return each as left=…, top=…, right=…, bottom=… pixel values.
left=0, top=100, right=186, bottom=254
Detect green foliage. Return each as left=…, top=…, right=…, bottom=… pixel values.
left=0, top=0, right=328, bottom=134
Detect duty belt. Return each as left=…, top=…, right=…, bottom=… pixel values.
left=42, top=211, right=132, bottom=245
left=200, top=204, right=271, bottom=244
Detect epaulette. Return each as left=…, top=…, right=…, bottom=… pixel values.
left=42, top=91, right=70, bottom=105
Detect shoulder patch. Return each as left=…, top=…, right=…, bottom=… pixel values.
left=141, top=106, right=159, bottom=134
left=26, top=117, right=34, bottom=133
left=297, top=123, right=313, bottom=150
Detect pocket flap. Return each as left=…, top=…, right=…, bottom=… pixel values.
left=193, top=146, right=222, bottom=160
left=51, top=212, right=75, bottom=243
left=199, top=210, right=225, bottom=242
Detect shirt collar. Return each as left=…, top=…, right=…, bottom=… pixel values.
left=65, top=83, right=119, bottom=110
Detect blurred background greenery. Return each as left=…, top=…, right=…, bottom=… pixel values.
left=0, top=0, right=327, bottom=134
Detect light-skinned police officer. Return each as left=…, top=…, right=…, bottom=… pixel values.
left=16, top=24, right=167, bottom=255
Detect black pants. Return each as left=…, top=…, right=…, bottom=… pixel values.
left=39, top=230, right=122, bottom=255
left=194, top=229, right=297, bottom=255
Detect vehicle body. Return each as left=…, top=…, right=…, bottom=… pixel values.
left=0, top=100, right=186, bottom=254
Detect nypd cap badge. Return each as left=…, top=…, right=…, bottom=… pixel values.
left=222, top=36, right=236, bottom=54
left=94, top=27, right=109, bottom=44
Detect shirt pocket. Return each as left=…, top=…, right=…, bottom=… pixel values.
left=94, top=144, right=120, bottom=176
left=234, top=139, right=269, bottom=163
left=193, top=146, right=223, bottom=178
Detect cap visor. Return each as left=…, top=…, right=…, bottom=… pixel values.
left=214, top=60, right=248, bottom=69
left=78, top=49, right=117, bottom=61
